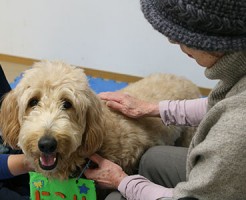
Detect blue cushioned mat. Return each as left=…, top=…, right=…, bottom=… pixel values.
left=10, top=73, right=128, bottom=93
left=87, top=76, right=128, bottom=93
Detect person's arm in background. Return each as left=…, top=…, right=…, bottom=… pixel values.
left=0, top=154, right=32, bottom=180
left=0, top=154, right=13, bottom=179
left=99, top=92, right=208, bottom=126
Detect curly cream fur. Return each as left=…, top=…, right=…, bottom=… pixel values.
left=0, top=61, right=200, bottom=179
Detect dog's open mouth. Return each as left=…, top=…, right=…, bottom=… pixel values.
left=39, top=152, right=58, bottom=170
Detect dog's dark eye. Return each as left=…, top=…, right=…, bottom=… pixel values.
left=62, top=100, right=72, bottom=110
left=28, top=98, right=39, bottom=108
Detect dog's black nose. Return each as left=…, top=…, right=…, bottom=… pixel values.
left=38, top=136, right=57, bottom=153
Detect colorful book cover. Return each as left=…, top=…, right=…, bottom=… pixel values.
left=29, top=172, right=97, bottom=200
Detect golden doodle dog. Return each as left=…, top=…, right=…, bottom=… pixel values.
left=0, top=61, right=200, bottom=179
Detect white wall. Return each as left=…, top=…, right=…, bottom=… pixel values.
left=0, top=0, right=217, bottom=88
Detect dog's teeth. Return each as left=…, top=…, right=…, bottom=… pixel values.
left=39, top=154, right=57, bottom=167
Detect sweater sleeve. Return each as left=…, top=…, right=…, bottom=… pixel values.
left=0, top=154, right=14, bottom=180
left=118, top=175, right=173, bottom=200
left=159, top=98, right=208, bottom=127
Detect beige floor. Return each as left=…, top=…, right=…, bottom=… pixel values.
left=1, top=61, right=30, bottom=83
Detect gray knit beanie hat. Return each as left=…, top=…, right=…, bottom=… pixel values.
left=140, top=0, right=246, bottom=52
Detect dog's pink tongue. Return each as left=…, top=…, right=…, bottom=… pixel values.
left=40, top=154, right=56, bottom=166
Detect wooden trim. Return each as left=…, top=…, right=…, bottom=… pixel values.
left=0, top=54, right=39, bottom=66
left=0, top=53, right=211, bottom=96
left=83, top=68, right=142, bottom=83
left=0, top=54, right=142, bottom=83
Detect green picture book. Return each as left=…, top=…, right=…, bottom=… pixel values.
left=29, top=172, right=97, bottom=200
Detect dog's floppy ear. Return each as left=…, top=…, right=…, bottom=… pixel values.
left=0, top=91, right=20, bottom=149
left=81, top=89, right=105, bottom=156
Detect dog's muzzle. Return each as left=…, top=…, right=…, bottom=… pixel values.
left=38, top=135, right=58, bottom=170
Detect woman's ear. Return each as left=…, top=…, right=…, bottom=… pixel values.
left=0, top=91, right=20, bottom=149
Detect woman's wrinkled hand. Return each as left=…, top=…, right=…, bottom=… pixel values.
left=98, top=92, right=160, bottom=118
left=84, top=154, right=128, bottom=189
